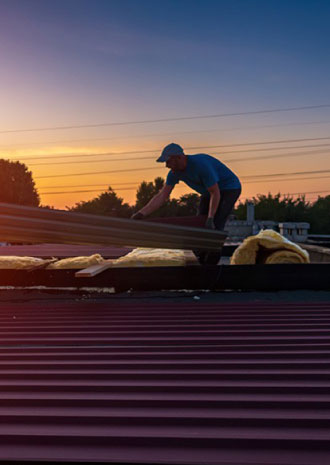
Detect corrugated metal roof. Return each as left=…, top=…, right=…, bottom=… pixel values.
left=0, top=298, right=329, bottom=464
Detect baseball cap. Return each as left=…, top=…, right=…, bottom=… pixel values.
left=157, top=143, right=184, bottom=162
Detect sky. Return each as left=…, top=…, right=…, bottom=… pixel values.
left=0, top=0, right=330, bottom=209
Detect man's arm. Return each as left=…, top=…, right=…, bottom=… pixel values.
left=132, top=184, right=174, bottom=218
left=205, top=183, right=220, bottom=229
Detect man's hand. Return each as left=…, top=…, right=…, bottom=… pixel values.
left=131, top=211, right=145, bottom=220
left=205, top=217, right=216, bottom=230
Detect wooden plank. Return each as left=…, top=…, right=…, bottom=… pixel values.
left=75, top=261, right=113, bottom=278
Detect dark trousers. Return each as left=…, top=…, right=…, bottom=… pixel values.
left=198, top=187, right=241, bottom=230
left=194, top=187, right=241, bottom=264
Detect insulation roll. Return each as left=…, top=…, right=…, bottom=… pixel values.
left=264, top=250, right=308, bottom=264
left=230, top=229, right=309, bottom=265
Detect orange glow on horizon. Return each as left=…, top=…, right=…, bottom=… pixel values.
left=1, top=139, right=329, bottom=210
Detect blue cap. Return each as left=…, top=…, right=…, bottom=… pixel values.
left=157, top=143, right=184, bottom=162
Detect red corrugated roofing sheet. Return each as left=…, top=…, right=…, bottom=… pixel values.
left=0, top=299, right=329, bottom=464
left=0, top=244, right=132, bottom=258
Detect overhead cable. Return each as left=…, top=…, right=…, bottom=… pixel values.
left=8, top=136, right=330, bottom=162
left=26, top=148, right=330, bottom=167
left=34, top=165, right=330, bottom=181
left=1, top=120, right=330, bottom=148
left=1, top=104, right=330, bottom=134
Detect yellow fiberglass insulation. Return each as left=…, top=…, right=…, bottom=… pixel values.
left=230, top=229, right=309, bottom=265
left=0, top=256, right=46, bottom=269
left=47, top=254, right=105, bottom=269
left=112, top=248, right=186, bottom=267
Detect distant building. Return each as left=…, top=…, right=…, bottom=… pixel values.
left=226, top=203, right=310, bottom=243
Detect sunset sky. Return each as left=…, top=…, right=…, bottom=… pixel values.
left=0, top=0, right=330, bottom=209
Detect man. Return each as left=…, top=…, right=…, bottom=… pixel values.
left=132, top=142, right=241, bottom=231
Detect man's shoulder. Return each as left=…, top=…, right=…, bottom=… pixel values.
left=189, top=153, right=217, bottom=169
left=189, top=153, right=211, bottom=159
left=189, top=153, right=215, bottom=163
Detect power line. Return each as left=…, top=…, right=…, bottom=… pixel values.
left=26, top=147, right=330, bottom=167
left=190, top=136, right=330, bottom=149
left=40, top=187, right=136, bottom=195
left=39, top=184, right=188, bottom=195
left=34, top=163, right=330, bottom=181
left=244, top=174, right=330, bottom=184
left=244, top=189, right=330, bottom=198
left=29, top=156, right=153, bottom=167
left=240, top=190, right=330, bottom=202
left=38, top=172, right=330, bottom=192
left=241, top=168, right=330, bottom=180
left=38, top=181, right=140, bottom=189
left=8, top=136, right=330, bottom=162
left=225, top=149, right=330, bottom=165
left=35, top=166, right=160, bottom=179
left=1, top=120, right=330, bottom=148
left=40, top=186, right=330, bottom=198
left=286, top=190, right=330, bottom=196
left=1, top=104, right=330, bottom=134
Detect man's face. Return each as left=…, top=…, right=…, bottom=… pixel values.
left=166, top=155, right=186, bottom=171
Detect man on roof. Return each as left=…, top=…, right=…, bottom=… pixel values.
left=131, top=142, right=242, bottom=235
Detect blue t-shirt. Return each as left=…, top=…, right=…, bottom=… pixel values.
left=166, top=154, right=241, bottom=194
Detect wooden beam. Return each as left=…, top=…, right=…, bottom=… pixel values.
left=75, top=261, right=113, bottom=278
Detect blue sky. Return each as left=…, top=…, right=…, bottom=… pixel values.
left=0, top=0, right=329, bottom=207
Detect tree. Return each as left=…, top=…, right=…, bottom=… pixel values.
left=177, top=193, right=200, bottom=216
left=69, top=187, right=133, bottom=217
left=135, top=177, right=165, bottom=211
left=134, top=177, right=202, bottom=217
left=155, top=192, right=200, bottom=218
left=0, top=159, right=39, bottom=206
left=234, top=193, right=310, bottom=223
left=309, top=196, right=330, bottom=233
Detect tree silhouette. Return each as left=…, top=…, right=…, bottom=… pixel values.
left=135, top=177, right=165, bottom=211
left=69, top=187, right=133, bottom=217
left=235, top=193, right=311, bottom=223
left=0, top=159, right=39, bottom=206
left=177, top=193, right=200, bottom=216
left=134, top=177, right=201, bottom=217
left=309, top=195, right=330, bottom=233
